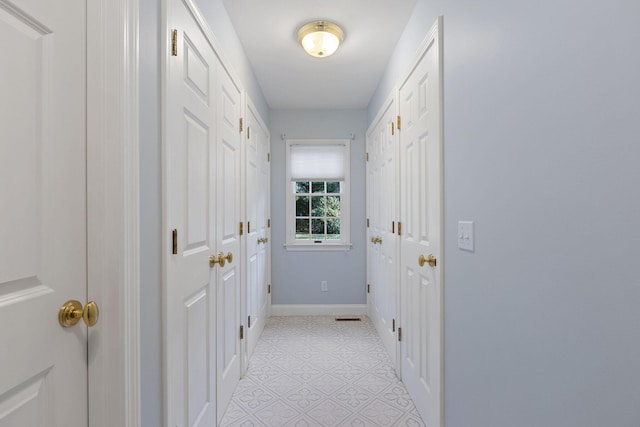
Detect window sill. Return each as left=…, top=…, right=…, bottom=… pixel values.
left=284, top=243, right=353, bottom=252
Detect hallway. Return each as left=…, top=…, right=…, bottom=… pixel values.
left=220, top=316, right=425, bottom=426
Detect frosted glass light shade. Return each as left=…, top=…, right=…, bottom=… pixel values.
left=297, top=21, right=344, bottom=58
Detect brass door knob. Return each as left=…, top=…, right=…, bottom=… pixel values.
left=371, top=236, right=382, bottom=244
left=224, top=252, right=233, bottom=264
left=59, top=300, right=99, bottom=328
left=419, top=254, right=437, bottom=267
left=210, top=252, right=225, bottom=268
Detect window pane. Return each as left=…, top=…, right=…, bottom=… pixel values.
left=296, top=182, right=309, bottom=193
left=326, top=196, right=340, bottom=217
left=327, top=218, right=341, bottom=239
left=311, top=182, right=325, bottom=193
left=311, top=196, right=325, bottom=216
left=311, top=219, right=325, bottom=237
left=326, top=182, right=340, bottom=194
left=296, top=196, right=309, bottom=216
left=296, top=219, right=310, bottom=238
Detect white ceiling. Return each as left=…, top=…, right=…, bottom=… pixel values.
left=222, top=0, right=417, bottom=110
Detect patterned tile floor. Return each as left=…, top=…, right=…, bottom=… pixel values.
left=220, top=316, right=425, bottom=427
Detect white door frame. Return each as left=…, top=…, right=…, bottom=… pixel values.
left=87, top=0, right=140, bottom=425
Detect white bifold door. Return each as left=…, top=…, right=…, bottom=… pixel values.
left=0, top=0, right=89, bottom=425
left=243, top=100, right=271, bottom=368
left=366, top=97, right=399, bottom=368
left=164, top=0, right=243, bottom=424
left=398, top=21, right=443, bottom=427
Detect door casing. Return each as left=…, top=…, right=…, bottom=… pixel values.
left=87, top=0, right=140, bottom=425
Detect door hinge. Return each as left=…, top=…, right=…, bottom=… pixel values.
left=172, top=229, right=178, bottom=254
left=171, top=29, right=178, bottom=56
left=398, top=327, right=402, bottom=342
left=397, top=115, right=402, bottom=131
left=392, top=318, right=396, bottom=332
left=240, top=325, right=244, bottom=340
left=239, top=222, right=244, bottom=236
left=268, top=284, right=271, bottom=294
left=398, top=222, right=402, bottom=236
left=247, top=126, right=251, bottom=139
left=248, top=316, right=251, bottom=328
left=247, top=221, right=251, bottom=234
left=367, top=218, right=370, bottom=228
left=367, top=284, right=370, bottom=294
left=391, top=121, right=395, bottom=136
left=392, top=221, right=395, bottom=234
left=267, top=153, right=270, bottom=162
left=366, top=152, right=369, bottom=162
left=267, top=219, right=271, bottom=228
left=239, top=117, right=243, bottom=132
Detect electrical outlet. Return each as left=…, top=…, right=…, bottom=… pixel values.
left=321, top=281, right=328, bottom=292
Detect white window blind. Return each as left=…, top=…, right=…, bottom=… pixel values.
left=289, top=143, right=346, bottom=181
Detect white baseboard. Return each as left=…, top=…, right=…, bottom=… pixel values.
left=271, top=304, right=367, bottom=317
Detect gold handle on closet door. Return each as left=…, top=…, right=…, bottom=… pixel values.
left=58, top=300, right=99, bottom=328
left=224, top=252, right=233, bottom=264
left=419, top=254, right=437, bottom=267
left=210, top=252, right=225, bottom=268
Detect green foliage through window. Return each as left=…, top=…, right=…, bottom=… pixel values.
left=294, top=181, right=341, bottom=240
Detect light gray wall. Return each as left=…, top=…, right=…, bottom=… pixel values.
left=195, top=0, right=269, bottom=120
left=369, top=1, right=640, bottom=426
left=139, top=0, right=268, bottom=424
left=269, top=109, right=367, bottom=305
left=139, top=0, right=162, bottom=424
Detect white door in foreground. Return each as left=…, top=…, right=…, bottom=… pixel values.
left=0, top=0, right=88, bottom=425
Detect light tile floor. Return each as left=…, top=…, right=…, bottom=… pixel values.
left=220, top=316, right=426, bottom=427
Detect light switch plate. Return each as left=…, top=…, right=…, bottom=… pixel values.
left=458, top=221, right=474, bottom=251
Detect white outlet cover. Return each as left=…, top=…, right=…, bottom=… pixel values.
left=458, top=221, right=474, bottom=252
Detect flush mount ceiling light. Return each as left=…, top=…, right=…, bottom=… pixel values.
left=297, top=20, right=344, bottom=58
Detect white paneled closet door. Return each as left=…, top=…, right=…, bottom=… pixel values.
left=244, top=99, right=270, bottom=367
left=164, top=1, right=218, bottom=424
left=216, top=60, right=243, bottom=424
left=366, top=126, right=381, bottom=326
left=398, top=19, right=443, bottom=427
left=366, top=97, right=399, bottom=368
left=0, top=0, right=88, bottom=424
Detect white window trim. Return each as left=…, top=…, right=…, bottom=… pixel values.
left=285, top=139, right=351, bottom=251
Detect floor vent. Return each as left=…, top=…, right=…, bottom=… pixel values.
left=335, top=317, right=361, bottom=321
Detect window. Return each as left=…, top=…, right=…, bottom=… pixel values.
left=285, top=139, right=351, bottom=250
